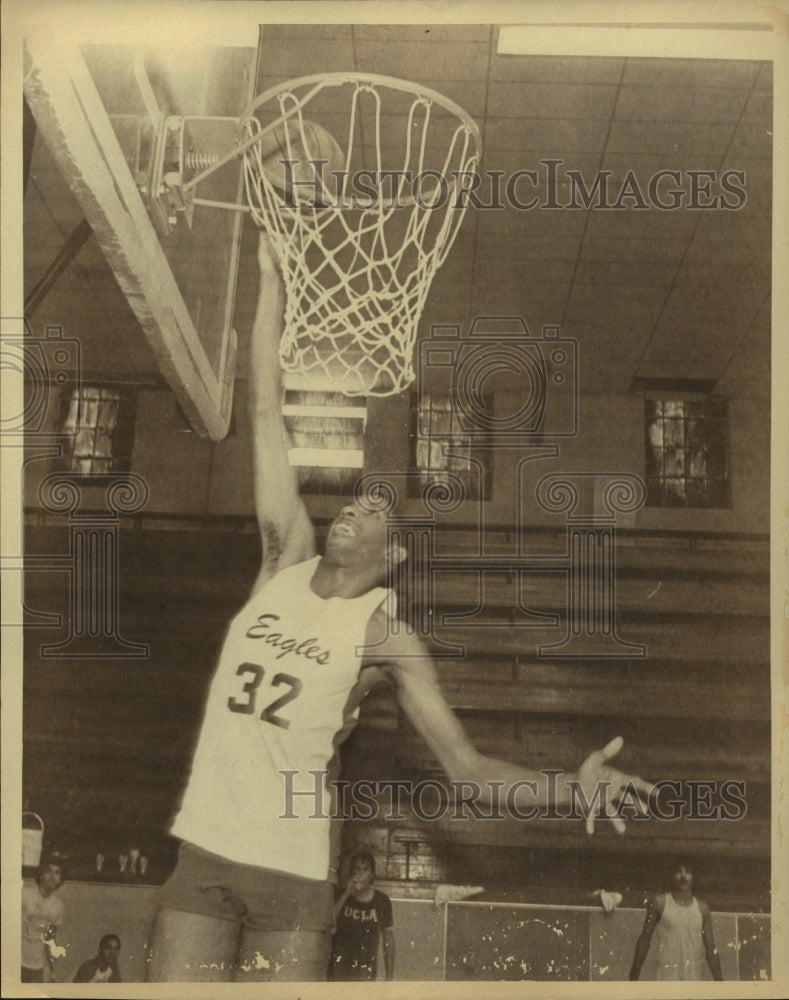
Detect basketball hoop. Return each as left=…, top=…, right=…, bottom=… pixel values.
left=242, top=73, right=482, bottom=396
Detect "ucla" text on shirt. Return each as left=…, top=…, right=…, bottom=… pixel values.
left=343, top=905, right=379, bottom=922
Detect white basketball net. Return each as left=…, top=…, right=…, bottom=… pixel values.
left=243, top=73, right=482, bottom=396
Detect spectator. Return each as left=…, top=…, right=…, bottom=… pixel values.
left=74, top=934, right=122, bottom=983
left=21, top=854, right=66, bottom=982
left=329, top=850, right=394, bottom=980
left=630, top=859, right=723, bottom=981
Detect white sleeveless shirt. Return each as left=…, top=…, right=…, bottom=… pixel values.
left=171, top=557, right=391, bottom=881
left=654, top=893, right=706, bottom=980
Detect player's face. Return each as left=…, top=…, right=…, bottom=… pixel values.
left=326, top=503, right=389, bottom=564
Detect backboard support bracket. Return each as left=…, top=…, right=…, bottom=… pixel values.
left=23, top=29, right=240, bottom=441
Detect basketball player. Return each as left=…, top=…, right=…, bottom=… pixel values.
left=629, top=860, right=723, bottom=981
left=146, top=233, right=654, bottom=983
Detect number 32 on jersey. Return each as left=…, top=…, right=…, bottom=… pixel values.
left=227, top=662, right=302, bottom=729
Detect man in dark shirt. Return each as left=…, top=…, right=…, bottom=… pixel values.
left=329, top=851, right=394, bottom=980
left=73, top=933, right=122, bottom=983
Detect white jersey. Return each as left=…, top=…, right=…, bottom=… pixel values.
left=172, top=557, right=391, bottom=880
left=654, top=894, right=706, bottom=980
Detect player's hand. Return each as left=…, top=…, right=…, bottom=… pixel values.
left=576, top=736, right=654, bottom=835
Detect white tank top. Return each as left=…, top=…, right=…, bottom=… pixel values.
left=171, top=557, right=391, bottom=880
left=654, top=893, right=706, bottom=980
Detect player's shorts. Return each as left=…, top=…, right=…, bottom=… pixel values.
left=157, top=841, right=333, bottom=932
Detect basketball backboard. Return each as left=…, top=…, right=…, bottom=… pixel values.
left=23, top=29, right=258, bottom=439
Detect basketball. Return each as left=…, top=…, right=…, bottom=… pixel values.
left=255, top=119, right=345, bottom=206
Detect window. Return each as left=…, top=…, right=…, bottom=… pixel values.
left=59, top=385, right=136, bottom=474
left=644, top=398, right=728, bottom=508
left=283, top=388, right=367, bottom=495
left=409, top=391, right=492, bottom=501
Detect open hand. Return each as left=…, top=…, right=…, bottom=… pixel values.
left=576, top=736, right=654, bottom=835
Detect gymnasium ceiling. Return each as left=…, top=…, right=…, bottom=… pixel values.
left=23, top=23, right=773, bottom=401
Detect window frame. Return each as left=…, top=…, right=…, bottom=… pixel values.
left=643, top=394, right=731, bottom=510
left=56, top=382, right=137, bottom=476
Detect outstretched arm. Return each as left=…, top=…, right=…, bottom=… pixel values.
left=630, top=896, right=662, bottom=980
left=247, top=232, right=315, bottom=590
left=366, top=620, right=654, bottom=829
left=701, top=903, right=723, bottom=980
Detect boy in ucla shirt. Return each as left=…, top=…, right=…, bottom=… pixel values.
left=330, top=851, right=394, bottom=981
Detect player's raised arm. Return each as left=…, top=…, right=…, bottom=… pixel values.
left=365, top=616, right=654, bottom=833
left=247, top=232, right=315, bottom=587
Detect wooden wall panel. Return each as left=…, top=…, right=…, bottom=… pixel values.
left=21, top=515, right=770, bottom=904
